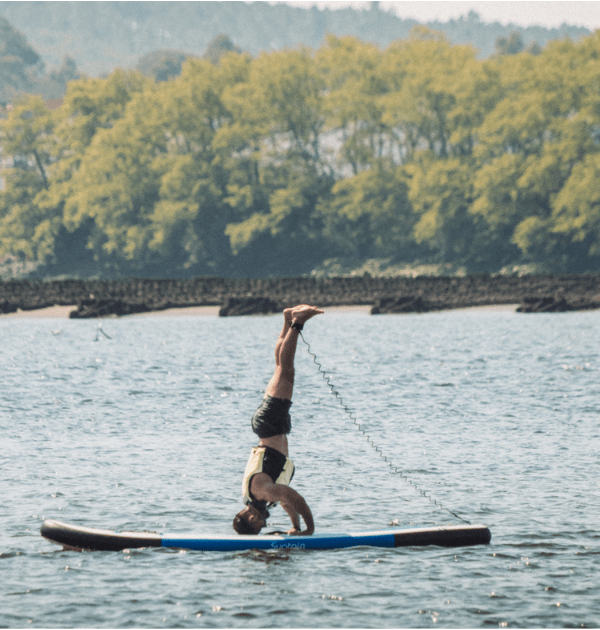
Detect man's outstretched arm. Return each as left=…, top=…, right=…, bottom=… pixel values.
left=278, top=486, right=314, bottom=536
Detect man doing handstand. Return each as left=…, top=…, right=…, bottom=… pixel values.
left=232, top=304, right=323, bottom=536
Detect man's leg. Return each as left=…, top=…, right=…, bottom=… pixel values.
left=265, top=305, right=323, bottom=401
left=265, top=308, right=295, bottom=400
left=233, top=305, right=323, bottom=534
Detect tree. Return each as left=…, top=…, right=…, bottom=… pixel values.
left=316, top=34, right=385, bottom=176
left=4, top=28, right=600, bottom=277
left=0, top=16, right=42, bottom=101
left=0, top=95, right=59, bottom=262
left=0, top=70, right=152, bottom=273
left=61, top=91, right=167, bottom=266
left=316, top=162, right=417, bottom=260
left=407, top=155, right=482, bottom=264
left=136, top=50, right=188, bottom=81
left=379, top=28, right=479, bottom=163
left=473, top=33, right=600, bottom=270
left=204, top=34, right=242, bottom=65
left=494, top=31, right=525, bottom=56
left=51, top=57, right=79, bottom=85
left=221, top=47, right=333, bottom=274
left=145, top=55, right=250, bottom=273
left=57, top=55, right=250, bottom=275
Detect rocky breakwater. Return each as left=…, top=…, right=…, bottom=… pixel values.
left=369, top=275, right=600, bottom=314
left=0, top=275, right=599, bottom=317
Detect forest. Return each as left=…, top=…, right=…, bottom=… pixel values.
left=1, top=27, right=600, bottom=278
left=0, top=1, right=589, bottom=77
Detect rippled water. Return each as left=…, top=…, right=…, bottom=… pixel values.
left=2, top=307, right=599, bottom=628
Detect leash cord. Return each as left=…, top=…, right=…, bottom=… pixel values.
left=94, top=323, right=112, bottom=341
left=297, top=331, right=471, bottom=525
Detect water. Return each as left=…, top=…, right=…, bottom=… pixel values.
left=1, top=307, right=599, bottom=628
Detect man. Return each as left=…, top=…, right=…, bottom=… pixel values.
left=232, top=304, right=323, bottom=536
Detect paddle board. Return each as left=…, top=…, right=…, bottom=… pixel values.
left=41, top=519, right=491, bottom=551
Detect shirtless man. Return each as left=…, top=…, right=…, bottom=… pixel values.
left=232, top=304, right=323, bottom=536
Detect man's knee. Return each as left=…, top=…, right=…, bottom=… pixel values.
left=280, top=365, right=294, bottom=383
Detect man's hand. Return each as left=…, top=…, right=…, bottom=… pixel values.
left=286, top=527, right=302, bottom=536
left=266, top=528, right=308, bottom=536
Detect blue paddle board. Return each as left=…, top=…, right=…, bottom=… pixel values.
left=41, top=519, right=491, bottom=551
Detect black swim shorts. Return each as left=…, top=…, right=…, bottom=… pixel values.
left=251, top=395, right=292, bottom=438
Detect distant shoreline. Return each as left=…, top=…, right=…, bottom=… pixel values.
left=0, top=303, right=577, bottom=319
left=1, top=275, right=599, bottom=317
left=0, top=304, right=375, bottom=319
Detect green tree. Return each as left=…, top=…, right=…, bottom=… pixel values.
left=316, top=162, right=417, bottom=260
left=61, top=89, right=167, bottom=266
left=0, top=95, right=59, bottom=262
left=473, top=33, right=600, bottom=270
left=145, top=55, right=250, bottom=273
left=316, top=34, right=385, bottom=175
left=0, top=70, right=152, bottom=273
left=136, top=49, right=188, bottom=81
left=406, top=155, right=484, bottom=264
left=221, top=47, right=333, bottom=274
left=4, top=28, right=600, bottom=278
left=58, top=55, right=249, bottom=274
left=494, top=31, right=525, bottom=56
left=41, top=70, right=152, bottom=272
left=204, top=34, right=242, bottom=65
left=379, top=28, right=479, bottom=163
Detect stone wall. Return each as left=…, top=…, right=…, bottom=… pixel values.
left=1, top=275, right=599, bottom=316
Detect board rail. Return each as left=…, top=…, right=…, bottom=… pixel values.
left=41, top=519, right=491, bottom=552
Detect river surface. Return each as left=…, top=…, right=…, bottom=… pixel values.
left=1, top=307, right=599, bottom=628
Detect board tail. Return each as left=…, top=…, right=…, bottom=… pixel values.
left=41, top=519, right=162, bottom=551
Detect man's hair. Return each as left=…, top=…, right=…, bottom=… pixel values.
left=233, top=511, right=260, bottom=535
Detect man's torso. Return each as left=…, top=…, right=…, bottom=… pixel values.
left=242, top=445, right=295, bottom=510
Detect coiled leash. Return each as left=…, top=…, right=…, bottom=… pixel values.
left=297, top=330, right=472, bottom=525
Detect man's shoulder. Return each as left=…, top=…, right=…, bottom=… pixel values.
left=249, top=471, right=280, bottom=500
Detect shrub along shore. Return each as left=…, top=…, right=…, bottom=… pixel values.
left=1, top=276, right=599, bottom=318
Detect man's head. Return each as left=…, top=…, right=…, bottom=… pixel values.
left=232, top=505, right=268, bottom=535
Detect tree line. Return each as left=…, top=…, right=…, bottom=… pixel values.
left=0, top=1, right=589, bottom=78
left=1, top=28, right=600, bottom=278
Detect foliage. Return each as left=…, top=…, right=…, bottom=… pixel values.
left=135, top=50, right=188, bottom=82
left=2, top=29, right=600, bottom=277
left=204, top=35, right=242, bottom=65
left=494, top=31, right=525, bottom=56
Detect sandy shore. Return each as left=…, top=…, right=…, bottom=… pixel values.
left=0, top=304, right=370, bottom=319
left=131, top=305, right=221, bottom=317
left=0, top=305, right=221, bottom=319
left=1, top=303, right=525, bottom=319
left=0, top=305, right=79, bottom=319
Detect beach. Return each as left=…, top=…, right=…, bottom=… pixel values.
left=0, top=303, right=527, bottom=319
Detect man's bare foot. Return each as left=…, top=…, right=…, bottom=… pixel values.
left=291, top=304, right=324, bottom=325
left=283, top=307, right=295, bottom=323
